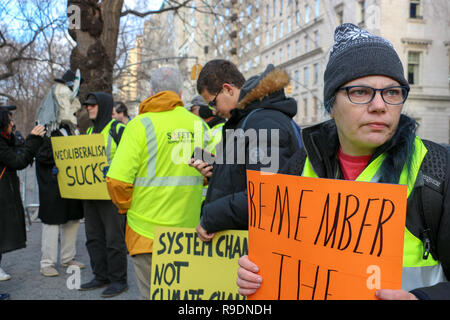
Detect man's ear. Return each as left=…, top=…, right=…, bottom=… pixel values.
left=222, top=83, right=235, bottom=95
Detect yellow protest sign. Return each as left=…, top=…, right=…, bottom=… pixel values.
left=246, top=170, right=407, bottom=300
left=151, top=227, right=248, bottom=300
left=51, top=134, right=110, bottom=200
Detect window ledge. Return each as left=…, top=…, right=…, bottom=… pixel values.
left=408, top=18, right=425, bottom=24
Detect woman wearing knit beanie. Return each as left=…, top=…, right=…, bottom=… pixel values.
left=237, top=24, right=450, bottom=300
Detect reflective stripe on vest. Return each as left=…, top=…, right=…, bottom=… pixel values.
left=302, top=137, right=446, bottom=290
left=133, top=117, right=203, bottom=187
left=120, top=108, right=206, bottom=240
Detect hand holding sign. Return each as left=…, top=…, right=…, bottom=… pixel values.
left=51, top=134, right=110, bottom=200
left=246, top=170, right=408, bottom=300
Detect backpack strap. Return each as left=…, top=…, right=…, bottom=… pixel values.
left=417, top=140, right=448, bottom=263
left=0, top=166, right=6, bottom=180
left=109, top=120, right=124, bottom=146
left=239, top=108, right=263, bottom=129
left=290, top=120, right=303, bottom=150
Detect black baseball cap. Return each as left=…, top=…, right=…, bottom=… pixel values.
left=83, top=94, right=98, bottom=106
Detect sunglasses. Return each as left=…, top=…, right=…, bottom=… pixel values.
left=208, top=89, right=222, bottom=111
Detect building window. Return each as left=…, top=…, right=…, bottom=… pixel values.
left=287, top=43, right=292, bottom=60
left=273, top=25, right=277, bottom=42
left=313, top=63, right=319, bottom=84
left=303, top=98, right=308, bottom=120
left=314, top=30, right=319, bottom=48
left=410, top=0, right=423, bottom=19
left=408, top=51, right=421, bottom=85
left=280, top=22, right=284, bottom=38
left=296, top=10, right=301, bottom=27
left=295, top=70, right=300, bottom=88
left=279, top=48, right=283, bottom=64
left=254, top=56, right=261, bottom=67
left=266, top=32, right=270, bottom=45
left=315, top=0, right=320, bottom=17
left=336, top=10, right=343, bottom=25
left=288, top=16, right=292, bottom=33
left=266, top=4, right=270, bottom=20
left=305, top=5, right=310, bottom=24
left=296, top=40, right=301, bottom=57
left=358, top=1, right=365, bottom=24
left=305, top=35, right=309, bottom=53
left=304, top=66, right=309, bottom=87
left=273, top=0, right=277, bottom=16
left=280, top=0, right=283, bottom=16
left=312, top=97, right=318, bottom=120
left=247, top=5, right=252, bottom=16
left=255, top=35, right=260, bottom=46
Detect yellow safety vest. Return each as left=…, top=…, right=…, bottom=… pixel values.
left=86, top=119, right=124, bottom=164
left=207, top=122, right=225, bottom=155
left=302, top=137, right=446, bottom=291
left=107, top=106, right=210, bottom=240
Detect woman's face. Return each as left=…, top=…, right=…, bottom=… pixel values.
left=6, top=117, right=13, bottom=135
left=330, top=75, right=404, bottom=156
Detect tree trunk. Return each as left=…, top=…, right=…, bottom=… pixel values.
left=67, top=0, right=124, bottom=133
left=68, top=0, right=124, bottom=101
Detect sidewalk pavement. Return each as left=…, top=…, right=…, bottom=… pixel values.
left=0, top=220, right=140, bottom=300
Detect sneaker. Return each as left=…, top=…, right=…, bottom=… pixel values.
left=101, top=282, right=128, bottom=298
left=79, top=278, right=110, bottom=291
left=0, top=267, right=11, bottom=281
left=40, top=266, right=59, bottom=277
left=0, top=293, right=10, bottom=300
left=61, top=260, right=86, bottom=269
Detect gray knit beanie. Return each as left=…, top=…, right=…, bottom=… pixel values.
left=323, top=23, right=409, bottom=112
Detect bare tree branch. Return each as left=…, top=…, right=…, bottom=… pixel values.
left=120, top=0, right=193, bottom=17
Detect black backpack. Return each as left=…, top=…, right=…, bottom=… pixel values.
left=416, top=140, right=449, bottom=279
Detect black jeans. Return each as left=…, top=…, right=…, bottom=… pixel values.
left=83, top=200, right=127, bottom=284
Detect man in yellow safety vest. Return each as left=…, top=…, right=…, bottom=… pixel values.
left=106, top=67, right=210, bottom=300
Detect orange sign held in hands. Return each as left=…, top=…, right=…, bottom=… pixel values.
left=246, top=170, right=407, bottom=300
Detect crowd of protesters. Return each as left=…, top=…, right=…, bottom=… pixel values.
left=0, top=23, right=449, bottom=300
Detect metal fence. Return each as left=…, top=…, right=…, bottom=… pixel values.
left=18, top=164, right=40, bottom=226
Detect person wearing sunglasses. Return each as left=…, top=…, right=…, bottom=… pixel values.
left=237, top=24, right=450, bottom=300
left=191, top=60, right=302, bottom=242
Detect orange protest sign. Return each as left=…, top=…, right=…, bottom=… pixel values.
left=246, top=170, right=407, bottom=300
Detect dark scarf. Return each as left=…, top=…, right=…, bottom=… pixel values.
left=0, top=130, right=12, bottom=141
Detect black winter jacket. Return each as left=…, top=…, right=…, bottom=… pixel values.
left=283, top=116, right=450, bottom=300
left=200, top=66, right=301, bottom=232
left=0, top=133, right=43, bottom=253
left=35, top=126, right=84, bottom=225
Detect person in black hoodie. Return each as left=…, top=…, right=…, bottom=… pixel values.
left=78, top=92, right=128, bottom=298
left=191, top=60, right=302, bottom=241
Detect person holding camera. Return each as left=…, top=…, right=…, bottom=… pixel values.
left=0, top=106, right=46, bottom=300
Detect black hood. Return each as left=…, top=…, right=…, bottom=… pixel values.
left=227, top=64, right=297, bottom=127
left=87, top=92, right=114, bottom=133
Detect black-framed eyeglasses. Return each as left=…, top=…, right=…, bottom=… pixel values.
left=338, top=85, right=409, bottom=105
left=208, top=89, right=223, bottom=110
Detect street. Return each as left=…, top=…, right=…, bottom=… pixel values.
left=0, top=220, right=140, bottom=300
